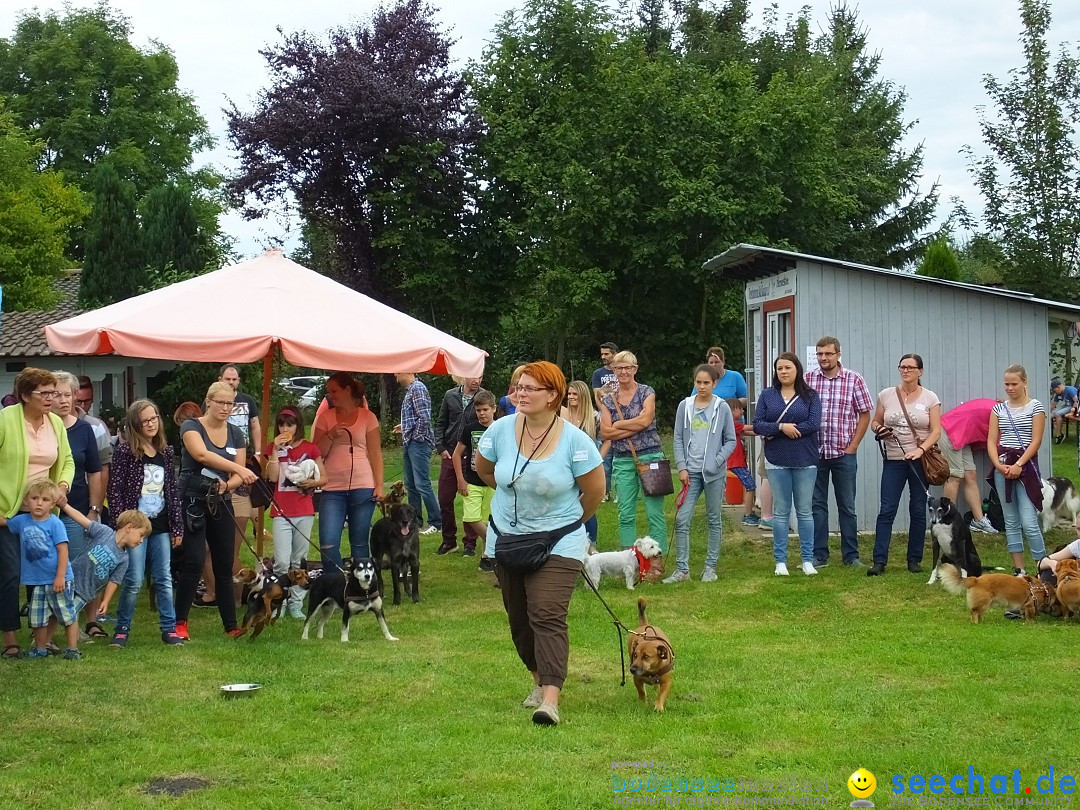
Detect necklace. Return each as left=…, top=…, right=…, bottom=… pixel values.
left=523, top=418, right=550, bottom=442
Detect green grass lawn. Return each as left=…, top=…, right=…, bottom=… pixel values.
left=3, top=443, right=1080, bottom=809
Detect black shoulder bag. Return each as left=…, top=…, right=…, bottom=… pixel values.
left=490, top=517, right=583, bottom=573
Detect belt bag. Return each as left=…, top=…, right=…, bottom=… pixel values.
left=612, top=398, right=674, bottom=497
left=491, top=518, right=582, bottom=573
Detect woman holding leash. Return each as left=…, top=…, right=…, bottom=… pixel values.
left=176, top=381, right=258, bottom=639
left=668, top=364, right=737, bottom=584
left=599, top=351, right=668, bottom=552
left=753, top=353, right=821, bottom=576
left=0, top=368, right=74, bottom=659
left=869, top=353, right=941, bottom=576
left=107, top=399, right=185, bottom=646
left=561, top=380, right=600, bottom=551
left=312, top=372, right=382, bottom=565
left=476, top=361, right=604, bottom=727
left=987, top=364, right=1047, bottom=574
left=265, top=406, right=327, bottom=618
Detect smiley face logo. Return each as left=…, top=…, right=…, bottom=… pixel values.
left=848, top=769, right=877, bottom=799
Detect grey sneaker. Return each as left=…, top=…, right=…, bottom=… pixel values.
left=701, top=566, right=717, bottom=582
left=522, top=685, right=544, bottom=709
left=661, top=570, right=690, bottom=585
left=532, top=702, right=560, bottom=726
left=844, top=559, right=867, bottom=568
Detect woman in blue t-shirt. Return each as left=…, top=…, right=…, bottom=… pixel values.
left=476, top=361, right=604, bottom=728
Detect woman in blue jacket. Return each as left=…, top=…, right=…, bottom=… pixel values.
left=754, top=353, right=821, bottom=576
left=668, top=364, right=737, bottom=584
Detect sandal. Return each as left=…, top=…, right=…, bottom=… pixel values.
left=2, top=644, right=22, bottom=660
left=45, top=642, right=61, bottom=656
left=85, top=621, right=108, bottom=639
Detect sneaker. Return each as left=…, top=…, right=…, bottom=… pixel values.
left=741, top=515, right=760, bottom=526
left=26, top=647, right=50, bottom=659
left=226, top=628, right=244, bottom=638
left=661, top=570, right=689, bottom=585
left=420, top=525, right=440, bottom=535
left=844, top=559, right=866, bottom=568
left=1004, top=610, right=1023, bottom=620
left=970, top=517, right=995, bottom=533
left=1014, top=567, right=1027, bottom=577
left=812, top=559, right=829, bottom=569
left=175, top=621, right=189, bottom=641
left=758, top=518, right=773, bottom=529
left=435, top=542, right=459, bottom=556
left=522, top=685, right=544, bottom=709
left=109, top=630, right=129, bottom=649
left=478, top=558, right=494, bottom=573
left=867, top=563, right=885, bottom=576
left=63, top=648, right=82, bottom=660
left=907, top=561, right=923, bottom=573
left=289, top=606, right=306, bottom=620
left=801, top=562, right=819, bottom=576
left=701, top=566, right=717, bottom=583
left=532, top=702, right=560, bottom=726
left=462, top=546, right=476, bottom=558
left=774, top=563, right=789, bottom=576
left=161, top=631, right=186, bottom=646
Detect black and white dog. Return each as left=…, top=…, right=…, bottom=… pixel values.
left=369, top=502, right=421, bottom=605
left=1040, top=477, right=1080, bottom=534
left=927, top=496, right=984, bottom=585
left=300, top=557, right=399, bottom=643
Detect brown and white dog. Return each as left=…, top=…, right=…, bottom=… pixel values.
left=378, top=480, right=407, bottom=517
left=938, top=565, right=1045, bottom=622
left=1055, top=559, right=1080, bottom=619
left=628, top=597, right=674, bottom=712
left=235, top=568, right=310, bottom=639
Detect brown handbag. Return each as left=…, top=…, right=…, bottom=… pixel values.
left=612, top=395, right=675, bottom=497
left=894, top=388, right=950, bottom=486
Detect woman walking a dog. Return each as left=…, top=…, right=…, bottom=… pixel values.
left=987, top=364, right=1047, bottom=574
left=599, top=351, right=668, bottom=551
left=313, top=373, right=383, bottom=566
left=869, top=353, right=941, bottom=576
left=475, top=361, right=604, bottom=726
left=753, top=353, right=821, bottom=576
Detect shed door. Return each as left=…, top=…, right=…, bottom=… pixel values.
left=763, top=296, right=795, bottom=375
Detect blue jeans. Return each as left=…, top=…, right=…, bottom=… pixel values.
left=584, top=515, right=598, bottom=543
left=812, top=453, right=860, bottom=564
left=873, top=459, right=928, bottom=565
left=770, top=466, right=816, bottom=563
left=115, top=531, right=176, bottom=634
left=602, top=445, right=614, bottom=494
left=60, top=514, right=88, bottom=562
left=993, top=471, right=1047, bottom=562
left=403, top=441, right=441, bottom=529
left=319, top=489, right=377, bottom=566
left=673, top=471, right=724, bottom=573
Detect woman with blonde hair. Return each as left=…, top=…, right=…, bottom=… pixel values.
left=562, top=380, right=600, bottom=549
left=106, top=398, right=186, bottom=646
left=175, top=381, right=258, bottom=639
left=599, top=351, right=668, bottom=551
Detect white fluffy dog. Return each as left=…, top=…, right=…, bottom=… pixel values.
left=583, top=536, right=664, bottom=590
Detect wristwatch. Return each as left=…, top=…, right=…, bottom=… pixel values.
left=89, top=506, right=101, bottom=514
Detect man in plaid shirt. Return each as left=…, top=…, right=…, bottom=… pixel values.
left=394, top=373, right=442, bottom=535
left=805, top=337, right=873, bottom=568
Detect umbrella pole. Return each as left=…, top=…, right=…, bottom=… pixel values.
left=257, top=347, right=274, bottom=558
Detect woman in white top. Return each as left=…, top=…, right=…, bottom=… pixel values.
left=987, top=364, right=1047, bottom=573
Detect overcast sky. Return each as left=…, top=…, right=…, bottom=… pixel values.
left=2, top=0, right=1079, bottom=260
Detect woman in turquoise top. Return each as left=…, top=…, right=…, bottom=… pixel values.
left=599, top=350, right=669, bottom=551
left=0, top=367, right=75, bottom=659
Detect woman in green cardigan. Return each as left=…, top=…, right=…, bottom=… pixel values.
left=0, top=368, right=75, bottom=659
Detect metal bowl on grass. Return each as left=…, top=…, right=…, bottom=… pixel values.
left=220, top=683, right=262, bottom=699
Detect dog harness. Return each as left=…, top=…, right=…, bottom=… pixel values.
left=633, top=625, right=675, bottom=684
left=633, top=547, right=653, bottom=582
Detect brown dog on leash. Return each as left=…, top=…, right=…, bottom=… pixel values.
left=628, top=597, right=674, bottom=712
left=1056, top=559, right=1080, bottom=619
left=378, top=481, right=406, bottom=517
left=235, top=568, right=310, bottom=638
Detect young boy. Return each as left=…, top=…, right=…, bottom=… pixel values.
left=0, top=480, right=76, bottom=658
left=453, top=389, right=497, bottom=572
left=62, top=504, right=153, bottom=647
left=726, top=399, right=758, bottom=526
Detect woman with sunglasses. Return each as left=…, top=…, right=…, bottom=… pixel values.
left=0, top=368, right=75, bottom=659
left=106, top=399, right=185, bottom=646
left=868, top=353, right=941, bottom=576
left=176, top=381, right=258, bottom=639
left=475, top=361, right=604, bottom=726
left=265, top=406, right=327, bottom=617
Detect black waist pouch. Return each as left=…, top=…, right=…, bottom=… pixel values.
left=490, top=518, right=582, bottom=573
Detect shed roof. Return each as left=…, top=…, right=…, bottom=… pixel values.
left=0, top=270, right=81, bottom=357
left=703, top=243, right=1080, bottom=319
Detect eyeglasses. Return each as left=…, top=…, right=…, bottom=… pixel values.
left=32, top=390, right=59, bottom=398
left=210, top=399, right=236, bottom=408
left=75, top=397, right=93, bottom=406
left=898, top=365, right=920, bottom=371
left=514, top=385, right=550, bottom=394
left=816, top=351, right=837, bottom=357
left=611, top=366, right=636, bottom=372
left=141, top=415, right=160, bottom=427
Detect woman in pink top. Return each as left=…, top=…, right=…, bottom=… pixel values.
left=311, top=372, right=383, bottom=566
left=939, top=398, right=998, bottom=533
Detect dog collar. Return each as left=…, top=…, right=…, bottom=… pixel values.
left=634, top=547, right=652, bottom=580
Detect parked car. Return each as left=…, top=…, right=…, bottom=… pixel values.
left=298, top=386, right=322, bottom=410
left=279, top=375, right=328, bottom=396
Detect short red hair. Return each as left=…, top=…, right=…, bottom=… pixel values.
left=521, top=361, right=567, bottom=413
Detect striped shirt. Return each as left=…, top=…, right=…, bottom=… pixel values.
left=804, top=365, right=873, bottom=459
left=400, top=379, right=435, bottom=446
left=993, top=399, right=1045, bottom=450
